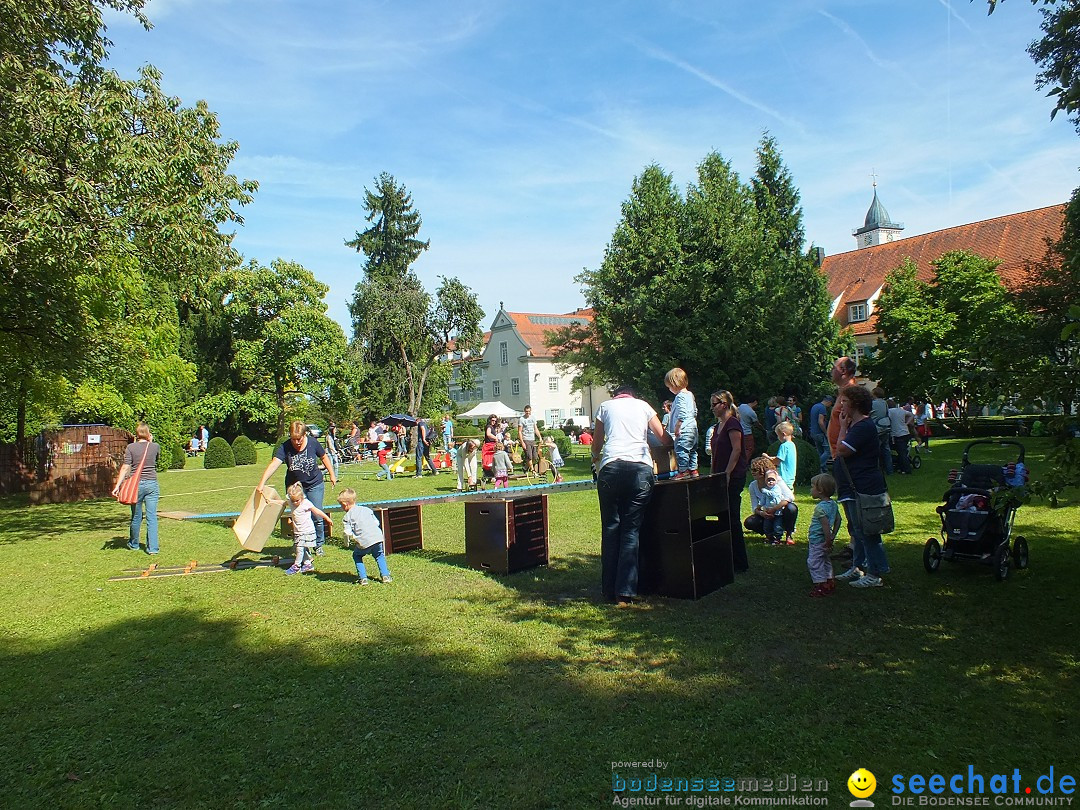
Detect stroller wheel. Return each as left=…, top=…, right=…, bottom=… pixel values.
left=992, top=543, right=1012, bottom=582
left=911, top=454, right=922, bottom=470
left=923, top=537, right=941, bottom=573
left=1012, top=536, right=1029, bottom=570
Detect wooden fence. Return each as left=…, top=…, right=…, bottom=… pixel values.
left=0, top=425, right=133, bottom=504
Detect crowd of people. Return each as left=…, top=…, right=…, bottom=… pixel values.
left=113, top=357, right=921, bottom=597
left=589, top=358, right=912, bottom=606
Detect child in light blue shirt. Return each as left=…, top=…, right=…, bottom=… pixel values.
left=337, top=488, right=392, bottom=586
left=665, top=367, right=698, bottom=479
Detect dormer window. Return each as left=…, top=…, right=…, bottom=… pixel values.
left=849, top=302, right=868, bottom=323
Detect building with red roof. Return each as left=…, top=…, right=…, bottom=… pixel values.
left=448, top=304, right=609, bottom=428
left=821, top=187, right=1065, bottom=369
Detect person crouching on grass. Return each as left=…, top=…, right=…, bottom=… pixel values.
left=337, top=488, right=393, bottom=586
left=286, top=482, right=332, bottom=575
left=807, top=473, right=841, bottom=597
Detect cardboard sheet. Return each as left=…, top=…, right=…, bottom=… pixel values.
left=233, top=486, right=286, bottom=552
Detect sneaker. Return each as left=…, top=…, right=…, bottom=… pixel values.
left=850, top=574, right=883, bottom=588
left=809, top=584, right=831, bottom=598
left=690, top=470, right=700, bottom=478
left=672, top=472, right=691, bottom=481
left=381, top=576, right=393, bottom=584
left=784, top=534, right=796, bottom=546
left=315, top=547, right=325, bottom=556
left=285, top=564, right=302, bottom=575
left=835, top=566, right=863, bottom=582
left=301, top=562, right=314, bottom=573
left=355, top=578, right=370, bottom=586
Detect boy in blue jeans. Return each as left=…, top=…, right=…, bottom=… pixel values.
left=337, top=488, right=393, bottom=586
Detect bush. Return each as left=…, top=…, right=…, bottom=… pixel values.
left=547, top=431, right=571, bottom=462
left=764, top=437, right=818, bottom=485
left=203, top=436, right=236, bottom=469
left=231, top=435, right=257, bottom=466
left=169, top=443, right=187, bottom=470
left=455, top=423, right=482, bottom=439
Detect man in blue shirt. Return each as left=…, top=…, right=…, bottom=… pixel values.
left=809, top=394, right=833, bottom=474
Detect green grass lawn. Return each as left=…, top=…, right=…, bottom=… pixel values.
left=0, top=439, right=1077, bottom=808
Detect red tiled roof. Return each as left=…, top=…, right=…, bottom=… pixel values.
left=821, top=204, right=1065, bottom=336
left=503, top=308, right=593, bottom=358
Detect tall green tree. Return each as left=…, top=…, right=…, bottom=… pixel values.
left=750, top=135, right=846, bottom=401
left=0, top=0, right=255, bottom=441
left=1015, top=186, right=1080, bottom=413
left=227, top=259, right=349, bottom=438
left=561, top=164, right=686, bottom=398
left=345, top=172, right=430, bottom=281
left=867, top=251, right=1033, bottom=430
left=347, top=174, right=483, bottom=417
left=554, top=142, right=843, bottom=407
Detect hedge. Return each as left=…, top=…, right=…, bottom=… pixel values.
left=203, top=436, right=236, bottom=469
left=169, top=443, right=187, bottom=470
left=231, top=435, right=257, bottom=466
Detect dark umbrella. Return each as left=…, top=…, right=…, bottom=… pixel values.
left=381, top=414, right=418, bottom=428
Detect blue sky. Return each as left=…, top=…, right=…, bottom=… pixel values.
left=104, top=0, right=1079, bottom=333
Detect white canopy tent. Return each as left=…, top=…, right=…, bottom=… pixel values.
left=457, top=401, right=521, bottom=420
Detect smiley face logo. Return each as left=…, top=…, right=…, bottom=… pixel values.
left=847, top=768, right=876, bottom=799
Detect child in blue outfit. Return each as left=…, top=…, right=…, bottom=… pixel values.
left=757, top=469, right=787, bottom=543
left=807, top=473, right=842, bottom=597
left=336, top=487, right=393, bottom=586
left=665, top=367, right=698, bottom=479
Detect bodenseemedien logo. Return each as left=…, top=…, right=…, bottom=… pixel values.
left=848, top=768, right=877, bottom=807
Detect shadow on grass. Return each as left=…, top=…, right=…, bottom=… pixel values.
left=0, top=498, right=122, bottom=545
left=3, top=542, right=1080, bottom=809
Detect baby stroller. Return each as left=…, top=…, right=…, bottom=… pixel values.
left=923, top=440, right=1029, bottom=582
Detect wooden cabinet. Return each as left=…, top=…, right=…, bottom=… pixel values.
left=465, top=494, right=549, bottom=574
left=638, top=473, right=733, bottom=599
left=373, top=504, right=424, bottom=554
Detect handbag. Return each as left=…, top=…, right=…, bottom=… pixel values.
left=116, top=442, right=150, bottom=505
left=837, top=455, right=895, bottom=535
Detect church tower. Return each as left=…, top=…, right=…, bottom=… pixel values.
left=852, top=181, right=904, bottom=249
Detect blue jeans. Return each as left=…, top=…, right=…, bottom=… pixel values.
left=744, top=502, right=799, bottom=537
left=841, top=500, right=890, bottom=576
left=880, top=434, right=894, bottom=475
left=415, top=444, right=435, bottom=476
left=811, top=432, right=830, bottom=473
left=128, top=480, right=160, bottom=553
left=674, top=424, right=699, bottom=473
left=597, top=461, right=655, bottom=600
left=353, top=542, right=391, bottom=580
left=302, top=480, right=326, bottom=548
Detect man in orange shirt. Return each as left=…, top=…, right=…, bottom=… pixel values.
left=827, top=356, right=858, bottom=462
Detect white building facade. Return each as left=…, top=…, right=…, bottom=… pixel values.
left=449, top=306, right=609, bottom=428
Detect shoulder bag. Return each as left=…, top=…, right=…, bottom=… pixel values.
left=837, top=454, right=895, bottom=535
left=116, top=443, right=150, bottom=505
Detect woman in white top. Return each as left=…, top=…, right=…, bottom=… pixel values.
left=592, top=385, right=671, bottom=605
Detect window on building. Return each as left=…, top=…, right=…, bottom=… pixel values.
left=546, top=409, right=562, bottom=426
left=548, top=376, right=559, bottom=392
left=848, top=302, right=868, bottom=323
left=492, top=380, right=501, bottom=396
left=500, top=341, right=508, bottom=366
left=511, top=378, right=520, bottom=396
left=574, top=407, right=585, bottom=417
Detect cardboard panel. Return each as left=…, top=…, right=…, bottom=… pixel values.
left=233, top=486, right=286, bottom=552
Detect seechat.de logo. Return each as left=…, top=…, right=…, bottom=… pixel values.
left=848, top=768, right=877, bottom=807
